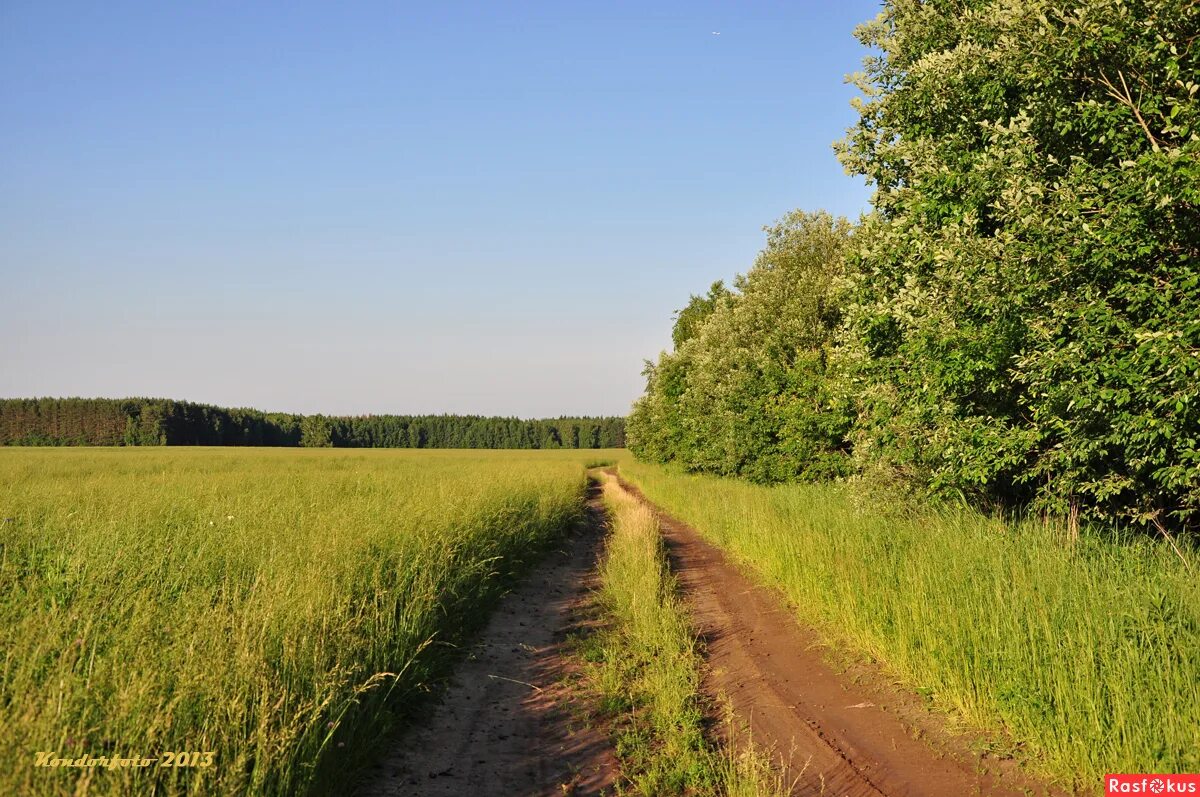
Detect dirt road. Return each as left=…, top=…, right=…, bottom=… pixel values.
left=356, top=490, right=617, bottom=797
left=615, top=475, right=1063, bottom=797
left=361, top=472, right=1064, bottom=797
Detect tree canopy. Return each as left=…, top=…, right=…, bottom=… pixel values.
left=0, top=398, right=625, bottom=450
left=628, top=211, right=854, bottom=482
left=629, top=0, right=1198, bottom=533
left=837, top=0, right=1199, bottom=528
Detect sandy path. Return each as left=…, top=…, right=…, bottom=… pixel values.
left=356, top=489, right=617, bottom=797
left=615, top=475, right=1063, bottom=797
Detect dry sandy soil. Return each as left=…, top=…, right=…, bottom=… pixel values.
left=361, top=473, right=1066, bottom=797
left=356, top=490, right=617, bottom=797
left=615, top=475, right=1066, bottom=797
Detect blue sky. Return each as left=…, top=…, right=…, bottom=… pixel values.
left=1, top=1, right=879, bottom=417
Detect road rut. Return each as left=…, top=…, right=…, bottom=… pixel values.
left=357, top=490, right=617, bottom=797
left=616, top=475, right=1063, bottom=797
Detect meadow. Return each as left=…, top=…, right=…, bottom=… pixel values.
left=0, top=447, right=617, bottom=797
left=620, top=460, right=1200, bottom=787
left=6, top=444, right=1194, bottom=796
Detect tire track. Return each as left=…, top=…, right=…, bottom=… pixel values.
left=614, top=474, right=1065, bottom=797
left=357, top=489, right=617, bottom=797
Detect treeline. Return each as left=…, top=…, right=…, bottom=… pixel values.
left=0, top=398, right=625, bottom=449
left=629, top=0, right=1198, bottom=533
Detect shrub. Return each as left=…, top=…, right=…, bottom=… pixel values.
left=835, top=0, right=1200, bottom=529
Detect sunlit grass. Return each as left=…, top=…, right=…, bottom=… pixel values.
left=580, top=473, right=784, bottom=796
left=0, top=447, right=620, bottom=796
left=621, top=460, right=1200, bottom=787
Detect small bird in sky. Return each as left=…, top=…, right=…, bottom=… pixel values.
left=711, top=31, right=721, bottom=36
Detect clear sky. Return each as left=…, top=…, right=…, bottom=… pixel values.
left=1, top=1, right=878, bottom=418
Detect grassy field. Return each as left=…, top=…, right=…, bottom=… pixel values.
left=620, top=461, right=1200, bottom=787
left=7, top=446, right=1192, bottom=795
left=578, top=473, right=781, bottom=796
left=0, top=447, right=618, bottom=797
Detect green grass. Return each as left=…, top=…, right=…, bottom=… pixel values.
left=620, top=460, right=1200, bottom=788
left=578, top=472, right=784, bottom=796
left=0, top=447, right=619, bottom=796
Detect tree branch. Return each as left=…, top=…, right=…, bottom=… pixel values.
left=1096, top=69, right=1163, bottom=152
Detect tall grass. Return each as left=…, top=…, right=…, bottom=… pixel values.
left=581, top=474, right=784, bottom=796
left=0, top=447, right=611, bottom=796
left=621, top=461, right=1200, bottom=787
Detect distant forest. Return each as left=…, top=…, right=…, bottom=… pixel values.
left=0, top=398, right=625, bottom=449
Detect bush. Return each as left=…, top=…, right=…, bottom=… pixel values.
left=628, top=211, right=853, bottom=482
left=835, top=0, right=1200, bottom=529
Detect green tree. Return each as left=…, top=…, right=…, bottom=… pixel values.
left=671, top=281, right=733, bottom=349
left=837, top=0, right=1200, bottom=529
left=629, top=210, right=854, bottom=481
left=300, top=415, right=333, bottom=448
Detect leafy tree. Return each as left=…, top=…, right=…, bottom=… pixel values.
left=836, top=0, right=1200, bottom=529
left=299, top=415, right=333, bottom=448
left=672, top=281, right=733, bottom=349
left=629, top=210, right=854, bottom=481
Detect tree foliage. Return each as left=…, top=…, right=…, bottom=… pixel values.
left=628, top=211, right=854, bottom=482
left=837, top=0, right=1200, bottom=528
left=671, top=281, right=733, bottom=349
left=630, top=0, right=1198, bottom=532
left=0, top=398, right=626, bottom=450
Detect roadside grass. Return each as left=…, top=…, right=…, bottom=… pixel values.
left=0, top=447, right=617, bottom=797
left=620, top=460, right=1200, bottom=787
left=577, top=473, right=785, bottom=796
